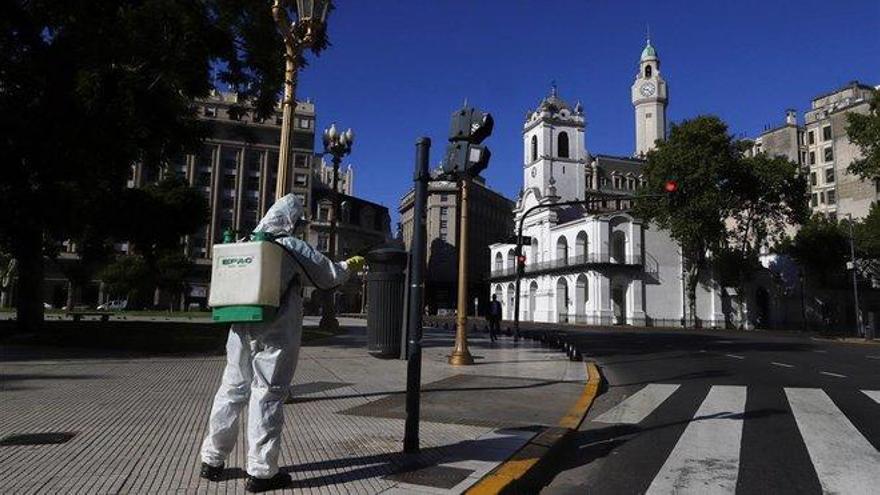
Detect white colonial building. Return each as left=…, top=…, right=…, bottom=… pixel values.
left=489, top=39, right=726, bottom=328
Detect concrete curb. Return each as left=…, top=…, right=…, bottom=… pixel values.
left=464, top=362, right=602, bottom=495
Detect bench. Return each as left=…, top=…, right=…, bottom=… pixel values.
left=66, top=311, right=111, bottom=322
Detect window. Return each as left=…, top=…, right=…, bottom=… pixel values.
left=827, top=190, right=836, bottom=205
left=274, top=116, right=283, bottom=125
left=317, top=234, right=330, bottom=252
left=294, top=192, right=307, bottom=206
left=221, top=197, right=234, bottom=209
left=297, top=118, right=311, bottom=129
left=440, top=207, right=448, bottom=217
left=811, top=193, right=818, bottom=207
left=613, top=176, right=621, bottom=189
left=318, top=204, right=331, bottom=221
left=825, top=168, right=835, bottom=184
left=822, top=125, right=832, bottom=141
left=557, top=132, right=570, bottom=158
left=221, top=147, right=240, bottom=171
left=808, top=131, right=815, bottom=145
left=440, top=220, right=447, bottom=229
left=646, top=112, right=652, bottom=119
left=801, top=151, right=807, bottom=164
left=820, top=191, right=825, bottom=204
left=245, top=150, right=263, bottom=173
left=197, top=172, right=211, bottom=187
left=439, top=232, right=447, bottom=241
left=531, top=135, right=538, bottom=162
left=810, top=172, right=817, bottom=186
left=222, top=174, right=236, bottom=190
left=828, top=212, right=837, bottom=222
left=586, top=175, right=593, bottom=189
left=809, top=151, right=816, bottom=165
left=294, top=173, right=308, bottom=187
left=246, top=176, right=260, bottom=191
left=645, top=65, right=652, bottom=78
left=440, top=194, right=448, bottom=202
left=204, top=106, right=217, bottom=118
left=824, top=147, right=833, bottom=162
left=294, top=154, right=309, bottom=169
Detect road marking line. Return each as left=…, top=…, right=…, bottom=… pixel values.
left=646, top=385, right=746, bottom=495
left=725, top=354, right=745, bottom=359
left=866, top=355, right=880, bottom=360
left=814, top=350, right=828, bottom=353
left=594, top=384, right=680, bottom=425
left=785, top=388, right=880, bottom=494
left=863, top=390, right=880, bottom=404
left=771, top=362, right=794, bottom=368
left=820, top=371, right=846, bottom=378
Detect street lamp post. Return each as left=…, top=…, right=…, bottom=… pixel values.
left=320, top=123, right=353, bottom=332
left=271, top=0, right=332, bottom=200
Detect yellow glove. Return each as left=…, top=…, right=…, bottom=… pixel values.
left=345, top=256, right=365, bottom=273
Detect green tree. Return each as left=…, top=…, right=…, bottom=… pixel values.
left=1, top=1, right=305, bottom=330
left=846, top=89, right=880, bottom=180
left=100, top=256, right=153, bottom=304
left=636, top=116, right=740, bottom=324
left=779, top=215, right=849, bottom=287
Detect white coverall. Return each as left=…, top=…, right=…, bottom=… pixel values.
left=200, top=194, right=351, bottom=479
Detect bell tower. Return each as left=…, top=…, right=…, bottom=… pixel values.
left=522, top=85, right=588, bottom=202
left=632, top=36, right=668, bottom=156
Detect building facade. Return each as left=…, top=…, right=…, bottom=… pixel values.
left=399, top=178, right=514, bottom=314
left=752, top=81, right=877, bottom=222
left=490, top=40, right=725, bottom=327
left=40, top=91, right=389, bottom=310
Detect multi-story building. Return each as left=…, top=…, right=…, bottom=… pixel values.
left=752, top=81, right=876, bottom=222
left=490, top=39, right=725, bottom=327
left=804, top=81, right=876, bottom=220
left=399, top=178, right=514, bottom=314
left=314, top=157, right=354, bottom=195
left=41, top=91, right=390, bottom=310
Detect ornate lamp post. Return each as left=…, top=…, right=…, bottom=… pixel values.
left=319, top=123, right=354, bottom=332
left=271, top=0, right=332, bottom=200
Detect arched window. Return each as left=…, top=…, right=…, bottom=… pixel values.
left=575, top=231, right=588, bottom=260
left=531, top=135, right=538, bottom=162
left=645, top=65, right=652, bottom=78
left=494, top=252, right=504, bottom=272
left=556, top=236, right=569, bottom=265
left=557, top=132, right=570, bottom=158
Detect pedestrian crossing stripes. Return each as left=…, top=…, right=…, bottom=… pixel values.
left=587, top=385, right=880, bottom=494
left=786, top=388, right=880, bottom=494
left=646, top=386, right=745, bottom=494
left=593, top=384, right=680, bottom=425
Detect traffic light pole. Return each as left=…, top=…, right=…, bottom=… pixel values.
left=450, top=176, right=475, bottom=365
left=404, top=137, right=430, bottom=453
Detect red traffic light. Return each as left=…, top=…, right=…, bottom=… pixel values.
left=664, top=180, right=678, bottom=193
left=517, top=255, right=526, bottom=265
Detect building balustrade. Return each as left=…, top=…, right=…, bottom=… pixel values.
left=489, top=252, right=643, bottom=280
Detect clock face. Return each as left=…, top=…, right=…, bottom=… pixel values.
left=640, top=82, right=656, bottom=97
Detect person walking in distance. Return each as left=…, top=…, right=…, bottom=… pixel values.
left=488, top=294, right=503, bottom=342
left=199, top=194, right=364, bottom=493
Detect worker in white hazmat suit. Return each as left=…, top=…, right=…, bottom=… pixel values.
left=199, top=194, right=364, bottom=493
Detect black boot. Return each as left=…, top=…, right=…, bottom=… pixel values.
left=246, top=472, right=292, bottom=493
left=199, top=462, right=224, bottom=482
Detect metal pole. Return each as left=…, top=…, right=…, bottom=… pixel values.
left=450, top=177, right=475, bottom=365
left=404, top=137, right=430, bottom=453
left=274, top=42, right=298, bottom=200
left=320, top=155, right=341, bottom=331
left=846, top=215, right=864, bottom=338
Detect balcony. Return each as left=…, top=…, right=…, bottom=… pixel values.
left=489, top=253, right=642, bottom=280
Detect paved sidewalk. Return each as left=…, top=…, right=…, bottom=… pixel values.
left=0, top=322, right=586, bottom=494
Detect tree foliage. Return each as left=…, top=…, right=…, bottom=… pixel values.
left=778, top=215, right=849, bottom=287
left=0, top=1, right=302, bottom=329
left=635, top=116, right=740, bottom=321
left=846, top=89, right=880, bottom=180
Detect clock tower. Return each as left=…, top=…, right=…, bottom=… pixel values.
left=632, top=37, right=668, bottom=156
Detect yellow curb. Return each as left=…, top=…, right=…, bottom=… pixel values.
left=465, top=361, right=602, bottom=495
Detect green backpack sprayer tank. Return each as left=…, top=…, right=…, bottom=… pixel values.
left=208, top=231, right=288, bottom=323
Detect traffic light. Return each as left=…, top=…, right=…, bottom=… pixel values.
left=440, top=141, right=492, bottom=177
left=517, top=255, right=526, bottom=267
left=664, top=179, right=678, bottom=193
left=438, top=105, right=494, bottom=179
left=449, top=107, right=494, bottom=144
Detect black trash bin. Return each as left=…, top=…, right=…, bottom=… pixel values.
left=365, top=247, right=408, bottom=358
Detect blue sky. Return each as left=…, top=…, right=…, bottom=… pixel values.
left=295, top=0, right=879, bottom=227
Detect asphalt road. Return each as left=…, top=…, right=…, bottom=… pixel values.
left=541, top=328, right=880, bottom=495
